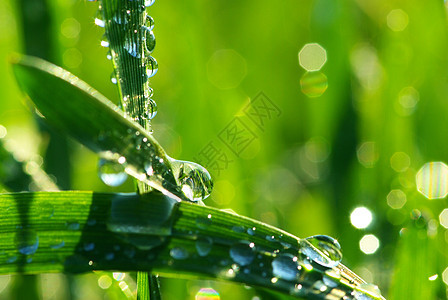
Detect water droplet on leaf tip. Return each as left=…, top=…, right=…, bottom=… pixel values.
left=98, top=158, right=128, bottom=187
left=301, top=235, right=342, bottom=268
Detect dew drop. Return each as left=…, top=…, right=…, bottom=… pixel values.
left=229, top=242, right=255, bottom=266
left=144, top=98, right=157, bottom=120
left=196, top=237, right=213, bottom=257
left=145, top=56, right=158, bottom=78
left=247, top=227, right=256, bottom=236
left=170, top=247, right=189, bottom=260
left=66, top=221, right=80, bottom=231
left=98, top=158, right=128, bottom=187
left=110, top=72, right=118, bottom=84
left=113, top=11, right=128, bottom=25
left=146, top=15, right=154, bottom=30
left=272, top=253, right=300, bottom=281
left=143, top=27, right=155, bottom=53
left=94, top=9, right=105, bottom=27
left=300, top=235, right=342, bottom=268
left=232, top=226, right=245, bottom=233
left=100, top=36, right=110, bottom=48
left=15, top=230, right=39, bottom=255
left=124, top=34, right=142, bottom=58
left=49, top=240, right=65, bottom=249
left=144, top=0, right=155, bottom=7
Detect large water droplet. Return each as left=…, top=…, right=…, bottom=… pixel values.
left=170, top=158, right=214, bottom=201
left=229, top=242, right=255, bottom=266
left=108, top=193, right=176, bottom=238
left=98, top=158, right=128, bottom=187
left=146, top=56, right=158, bottom=78
left=15, top=230, right=39, bottom=255
left=300, top=235, right=342, bottom=268
left=196, top=237, right=213, bottom=257
left=272, top=253, right=300, bottom=281
left=143, top=27, right=155, bottom=53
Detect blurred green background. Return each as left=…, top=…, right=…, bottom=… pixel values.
left=1, top=0, right=448, bottom=299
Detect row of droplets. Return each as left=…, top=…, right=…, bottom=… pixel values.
left=95, top=0, right=158, bottom=123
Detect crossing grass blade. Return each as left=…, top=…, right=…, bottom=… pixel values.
left=0, top=191, right=383, bottom=299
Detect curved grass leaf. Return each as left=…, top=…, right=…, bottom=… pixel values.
left=11, top=55, right=186, bottom=201
left=0, top=191, right=384, bottom=299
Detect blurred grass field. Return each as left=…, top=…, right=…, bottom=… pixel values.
left=1, top=0, right=448, bottom=299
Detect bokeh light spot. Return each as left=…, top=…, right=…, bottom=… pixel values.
left=439, top=209, right=448, bottom=229
left=112, top=272, right=125, bottom=281
left=350, top=207, right=373, bottom=229
left=387, top=9, right=409, bottom=32
left=350, top=44, right=382, bottom=90
left=304, top=137, right=330, bottom=163
left=207, top=49, right=247, bottom=89
left=63, top=48, right=83, bottom=69
left=298, top=43, right=327, bottom=71
left=357, top=142, right=379, bottom=168
left=359, top=234, right=380, bottom=254
left=390, top=152, right=410, bottom=172
left=397, top=86, right=419, bottom=115
left=195, top=287, right=220, bottom=300
left=443, top=267, right=448, bottom=285
left=98, top=275, right=112, bottom=289
left=61, top=18, right=81, bottom=39
left=416, top=162, right=448, bottom=199
left=387, top=189, right=407, bottom=209
left=429, top=274, right=438, bottom=281
left=300, top=72, right=328, bottom=98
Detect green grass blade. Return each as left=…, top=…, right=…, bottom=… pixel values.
left=137, top=272, right=150, bottom=300
left=11, top=55, right=184, bottom=201
left=0, top=191, right=384, bottom=299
